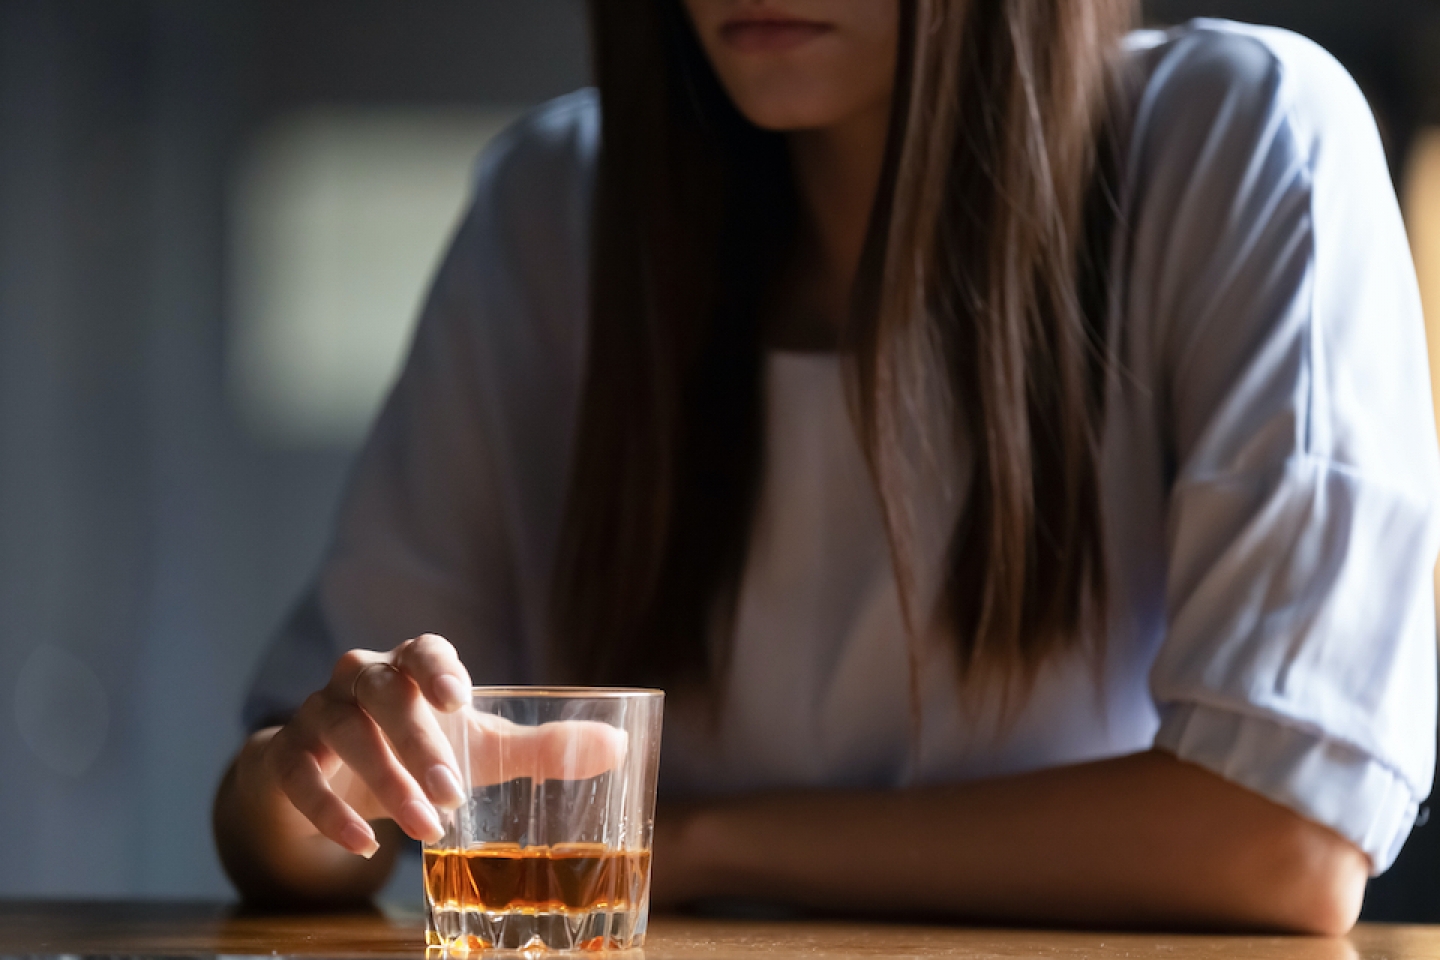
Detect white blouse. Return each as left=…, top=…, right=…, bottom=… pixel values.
left=244, top=20, right=1440, bottom=873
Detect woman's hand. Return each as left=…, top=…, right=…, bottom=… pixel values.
left=214, top=634, right=633, bottom=903
left=262, top=634, right=473, bottom=857
left=213, top=633, right=472, bottom=902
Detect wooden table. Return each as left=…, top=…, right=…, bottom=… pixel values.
left=0, top=901, right=1436, bottom=959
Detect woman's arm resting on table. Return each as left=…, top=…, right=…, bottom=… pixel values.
left=655, top=749, right=1369, bottom=935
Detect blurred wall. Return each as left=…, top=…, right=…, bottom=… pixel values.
left=0, top=0, right=1438, bottom=917
left=0, top=0, right=587, bottom=898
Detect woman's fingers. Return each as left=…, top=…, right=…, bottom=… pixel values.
left=272, top=635, right=628, bottom=857
left=259, top=636, right=472, bottom=853
left=466, top=712, right=629, bottom=786
left=324, top=640, right=467, bottom=810
left=265, top=701, right=380, bottom=858
left=316, top=694, right=447, bottom=843
left=395, top=634, right=472, bottom=712
left=326, top=647, right=390, bottom=705
left=351, top=655, right=467, bottom=811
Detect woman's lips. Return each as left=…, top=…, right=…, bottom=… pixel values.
left=719, top=18, right=833, bottom=53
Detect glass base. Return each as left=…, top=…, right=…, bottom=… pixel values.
left=425, top=905, right=648, bottom=955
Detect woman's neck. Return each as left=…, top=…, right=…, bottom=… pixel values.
left=785, top=102, right=891, bottom=331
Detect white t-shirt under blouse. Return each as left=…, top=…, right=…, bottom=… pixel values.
left=244, top=20, right=1440, bottom=872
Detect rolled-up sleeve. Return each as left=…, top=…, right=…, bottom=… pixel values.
left=1134, top=25, right=1440, bottom=872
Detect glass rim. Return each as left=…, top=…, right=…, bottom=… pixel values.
left=469, top=685, right=663, bottom=699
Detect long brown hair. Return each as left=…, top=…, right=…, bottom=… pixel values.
left=553, top=0, right=1137, bottom=702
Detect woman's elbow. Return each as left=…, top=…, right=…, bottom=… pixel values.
left=1253, top=817, right=1369, bottom=936
left=1155, top=753, right=1369, bottom=935
left=1294, top=852, right=1367, bottom=937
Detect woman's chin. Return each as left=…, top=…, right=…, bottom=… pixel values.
left=730, top=99, right=864, bottom=133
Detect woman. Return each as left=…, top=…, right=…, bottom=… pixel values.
left=212, top=0, right=1439, bottom=934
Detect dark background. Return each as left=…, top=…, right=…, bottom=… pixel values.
left=0, top=0, right=1436, bottom=918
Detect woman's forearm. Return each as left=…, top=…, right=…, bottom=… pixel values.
left=656, top=750, right=1368, bottom=935
left=212, top=728, right=400, bottom=903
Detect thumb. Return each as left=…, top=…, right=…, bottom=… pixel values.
left=463, top=711, right=630, bottom=786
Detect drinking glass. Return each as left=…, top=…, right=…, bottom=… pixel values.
left=423, top=687, right=664, bottom=955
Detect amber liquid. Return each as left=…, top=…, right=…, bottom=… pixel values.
left=424, top=844, right=651, bottom=915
